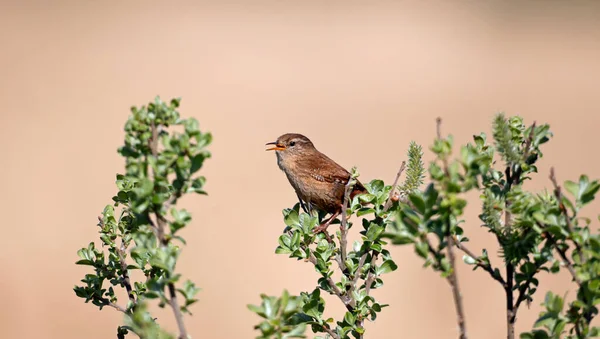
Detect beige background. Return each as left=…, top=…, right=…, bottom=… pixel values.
left=1, top=1, right=599, bottom=338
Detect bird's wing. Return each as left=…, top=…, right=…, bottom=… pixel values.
left=303, top=153, right=366, bottom=192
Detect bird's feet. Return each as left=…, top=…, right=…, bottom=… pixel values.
left=313, top=223, right=332, bottom=242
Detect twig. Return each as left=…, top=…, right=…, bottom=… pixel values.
left=107, top=301, right=129, bottom=314
left=384, top=161, right=406, bottom=211
left=506, top=263, right=515, bottom=339
left=513, top=265, right=541, bottom=311
left=436, top=117, right=450, bottom=175
left=97, top=215, right=137, bottom=304
left=540, top=223, right=596, bottom=326
left=505, top=166, right=516, bottom=339
left=338, top=179, right=353, bottom=273
left=501, top=121, right=536, bottom=338
left=549, top=167, right=583, bottom=262
left=552, top=239, right=583, bottom=286
left=149, top=123, right=189, bottom=339
left=364, top=252, right=379, bottom=296
left=306, top=250, right=354, bottom=311
left=321, top=325, right=341, bottom=339
left=350, top=253, right=368, bottom=291
left=512, top=121, right=536, bottom=185
left=446, top=235, right=467, bottom=339
left=357, top=252, right=379, bottom=339
left=117, top=239, right=136, bottom=303
left=436, top=117, right=468, bottom=339
left=453, top=239, right=506, bottom=287
left=435, top=117, right=443, bottom=140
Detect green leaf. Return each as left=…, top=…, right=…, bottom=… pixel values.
left=343, top=312, right=356, bottom=325
left=190, top=154, right=206, bottom=174
left=357, top=208, right=375, bottom=217
left=415, top=242, right=429, bottom=259
left=564, top=180, right=579, bottom=198
left=408, top=194, right=426, bottom=214
left=462, top=255, right=476, bottom=265
left=376, top=260, right=398, bottom=275
left=136, top=178, right=154, bottom=198
left=365, top=224, right=384, bottom=242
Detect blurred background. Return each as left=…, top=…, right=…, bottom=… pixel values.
left=1, top=1, right=599, bottom=338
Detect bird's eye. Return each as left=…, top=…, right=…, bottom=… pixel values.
left=289, top=141, right=296, bottom=147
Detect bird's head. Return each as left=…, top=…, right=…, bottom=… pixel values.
left=265, top=133, right=316, bottom=159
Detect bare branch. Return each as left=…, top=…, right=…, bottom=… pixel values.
left=339, top=179, right=353, bottom=273
left=506, top=263, right=515, bottom=339
left=453, top=238, right=506, bottom=287
left=445, top=235, right=468, bottom=339
left=384, top=161, right=406, bottom=211
left=106, top=301, right=129, bottom=314
left=321, top=325, right=341, bottom=339
left=552, top=239, right=583, bottom=286
left=436, top=117, right=443, bottom=140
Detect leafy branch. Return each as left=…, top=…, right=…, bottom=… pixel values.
left=251, top=142, right=424, bottom=339
left=385, top=113, right=600, bottom=339
left=74, top=97, right=211, bottom=339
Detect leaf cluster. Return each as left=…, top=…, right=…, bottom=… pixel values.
left=385, top=113, right=599, bottom=338
left=74, top=97, right=211, bottom=338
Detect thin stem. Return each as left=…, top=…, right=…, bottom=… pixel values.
left=339, top=179, right=353, bottom=273
left=384, top=161, right=406, bottom=210
left=98, top=215, right=136, bottom=304
left=358, top=252, right=379, bottom=339
left=513, top=264, right=541, bottom=311
left=503, top=165, right=516, bottom=339
left=168, top=283, right=188, bottom=339
left=552, top=240, right=583, bottom=286
left=118, top=239, right=135, bottom=304
left=350, top=253, right=368, bottom=291
left=306, top=250, right=354, bottom=311
left=322, top=325, right=341, bottom=339
left=549, top=167, right=584, bottom=262
left=436, top=117, right=468, bottom=339
left=436, top=117, right=450, bottom=175
left=149, top=122, right=189, bottom=339
left=506, top=263, right=515, bottom=339
left=107, top=301, right=129, bottom=314
left=454, top=239, right=506, bottom=287
left=364, top=252, right=379, bottom=296
left=446, top=235, right=467, bottom=339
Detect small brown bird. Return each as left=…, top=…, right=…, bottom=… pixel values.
left=266, top=133, right=366, bottom=237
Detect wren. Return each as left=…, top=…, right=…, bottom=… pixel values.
left=266, top=133, right=366, bottom=238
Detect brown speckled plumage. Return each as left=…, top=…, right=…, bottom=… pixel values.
left=266, top=133, right=366, bottom=237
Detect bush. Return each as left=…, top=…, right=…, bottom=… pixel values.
left=74, top=97, right=211, bottom=339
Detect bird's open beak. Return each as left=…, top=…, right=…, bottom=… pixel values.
left=265, top=142, right=286, bottom=151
